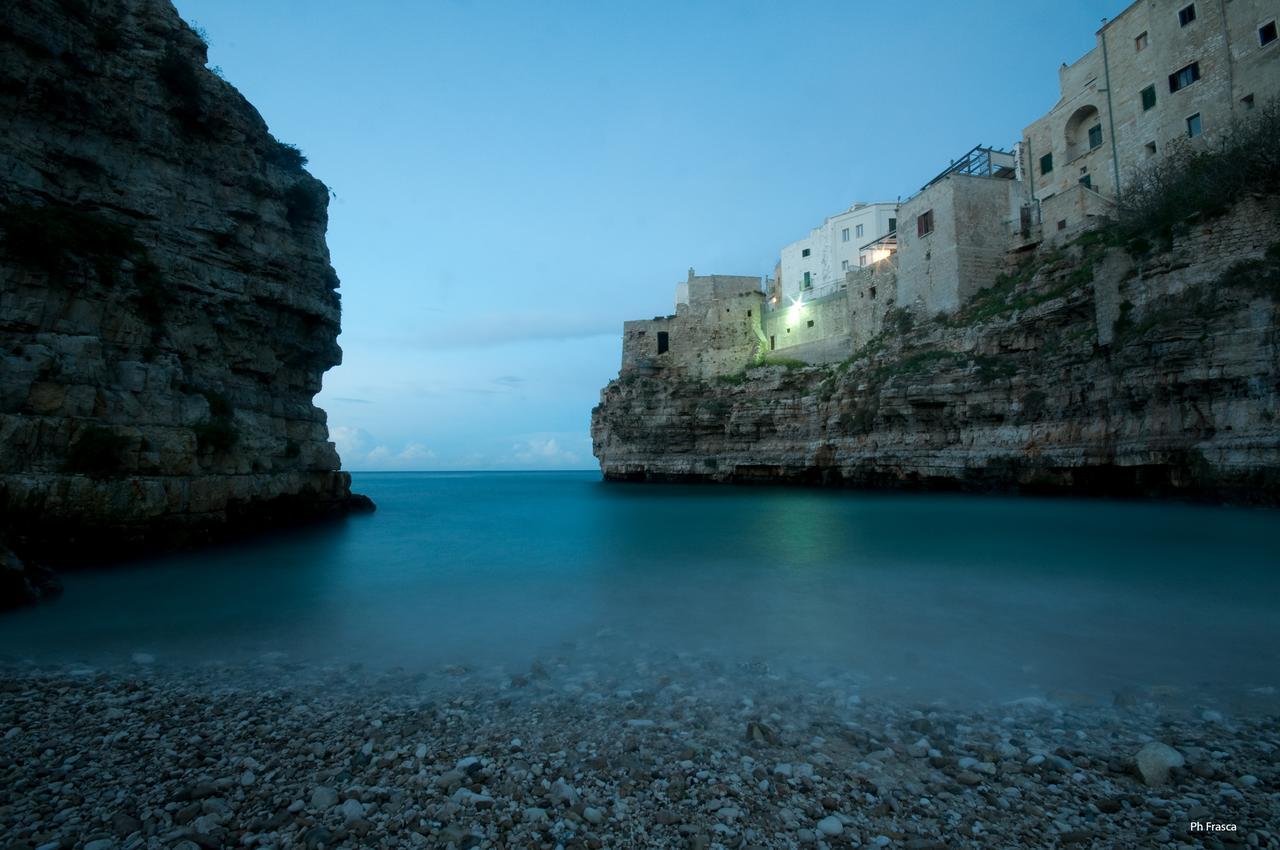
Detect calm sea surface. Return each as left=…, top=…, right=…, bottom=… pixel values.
left=3, top=472, right=1277, bottom=701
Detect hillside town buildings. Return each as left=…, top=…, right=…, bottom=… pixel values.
left=617, top=0, right=1280, bottom=380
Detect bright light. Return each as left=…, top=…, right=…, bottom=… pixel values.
left=871, top=248, right=891, bottom=264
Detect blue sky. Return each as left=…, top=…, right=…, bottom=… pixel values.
left=173, top=0, right=1118, bottom=470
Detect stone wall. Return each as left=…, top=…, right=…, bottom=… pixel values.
left=0, top=0, right=369, bottom=586
left=620, top=273, right=763, bottom=379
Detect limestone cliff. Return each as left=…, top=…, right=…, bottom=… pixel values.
left=593, top=196, right=1280, bottom=503
left=0, top=0, right=371, bottom=603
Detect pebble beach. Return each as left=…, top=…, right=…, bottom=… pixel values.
left=3, top=646, right=1277, bottom=850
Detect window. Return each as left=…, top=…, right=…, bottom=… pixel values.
left=656, top=331, right=669, bottom=354
left=917, top=209, right=934, bottom=237
left=1079, top=174, right=1092, bottom=190
left=841, top=259, right=849, bottom=271
left=1242, top=93, right=1256, bottom=110
left=1145, top=141, right=1157, bottom=156
left=1261, top=21, right=1277, bottom=46
left=1057, top=219, right=1067, bottom=231
left=806, top=320, right=814, bottom=328
left=1040, top=152, right=1054, bottom=175
left=801, top=248, right=810, bottom=257
left=769, top=335, right=775, bottom=350
left=1169, top=62, right=1200, bottom=92
left=888, top=217, right=897, bottom=232
left=859, top=255, right=867, bottom=267
left=747, top=309, right=752, bottom=317
left=841, top=227, right=850, bottom=242
left=855, top=224, right=864, bottom=237
left=869, top=286, right=877, bottom=299
left=803, top=271, right=811, bottom=288
left=1135, top=31, right=1148, bottom=51
left=1087, top=124, right=1103, bottom=149
left=1187, top=112, right=1202, bottom=137
left=1141, top=85, right=1157, bottom=110
left=1178, top=4, right=1195, bottom=26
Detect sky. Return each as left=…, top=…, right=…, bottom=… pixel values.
left=172, top=0, right=1120, bottom=470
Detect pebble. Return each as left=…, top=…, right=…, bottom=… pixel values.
left=0, top=656, right=1274, bottom=850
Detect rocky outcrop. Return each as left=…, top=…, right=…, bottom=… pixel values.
left=593, top=196, right=1280, bottom=503
left=0, top=0, right=371, bottom=601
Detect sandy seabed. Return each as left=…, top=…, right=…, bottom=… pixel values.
left=2, top=646, right=1277, bottom=850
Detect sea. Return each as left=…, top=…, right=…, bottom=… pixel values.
left=2, top=471, right=1277, bottom=703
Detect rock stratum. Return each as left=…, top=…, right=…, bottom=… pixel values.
left=593, top=195, right=1280, bottom=504
left=0, top=0, right=370, bottom=605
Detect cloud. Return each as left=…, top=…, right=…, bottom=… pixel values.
left=329, top=396, right=372, bottom=404
left=405, top=313, right=618, bottom=350
left=330, top=425, right=436, bottom=470
left=511, top=437, right=579, bottom=468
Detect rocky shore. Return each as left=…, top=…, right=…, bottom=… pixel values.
left=3, top=649, right=1276, bottom=850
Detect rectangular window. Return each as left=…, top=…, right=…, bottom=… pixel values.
left=859, top=255, right=867, bottom=267
left=1087, top=124, right=1103, bottom=149
left=1187, top=112, right=1202, bottom=137
left=1169, top=62, right=1200, bottom=92
left=855, top=224, right=864, bottom=237
left=917, top=209, right=934, bottom=237
left=1141, top=84, right=1157, bottom=110
left=841, top=259, right=849, bottom=271
left=1145, top=141, right=1157, bottom=155
left=1079, top=174, right=1092, bottom=190
left=769, top=335, right=775, bottom=351
left=1040, top=152, right=1053, bottom=175
left=1135, top=31, right=1148, bottom=51
left=803, top=271, right=811, bottom=287
left=1178, top=4, right=1195, bottom=26
left=888, top=217, right=897, bottom=232
left=656, top=331, right=669, bottom=354
left=801, top=248, right=810, bottom=257
left=869, top=286, right=877, bottom=299
left=1261, top=21, right=1277, bottom=46
left=841, top=227, right=850, bottom=242
left=806, top=319, right=814, bottom=328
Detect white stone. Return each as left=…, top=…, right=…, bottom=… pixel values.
left=816, top=816, right=843, bottom=836
left=1135, top=742, right=1185, bottom=786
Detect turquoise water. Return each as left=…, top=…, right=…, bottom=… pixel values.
left=3, top=471, right=1277, bottom=700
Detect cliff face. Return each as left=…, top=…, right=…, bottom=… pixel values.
left=593, top=196, right=1280, bottom=503
left=0, top=0, right=370, bottom=598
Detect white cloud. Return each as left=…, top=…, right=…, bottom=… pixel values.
left=330, top=425, right=436, bottom=470
left=511, top=437, right=579, bottom=467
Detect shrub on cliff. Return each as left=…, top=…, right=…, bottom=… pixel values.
left=267, top=140, right=309, bottom=173
left=1114, top=99, right=1280, bottom=247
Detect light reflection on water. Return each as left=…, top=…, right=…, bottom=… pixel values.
left=2, top=471, right=1276, bottom=701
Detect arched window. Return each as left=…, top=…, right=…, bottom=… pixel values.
left=1064, top=104, right=1102, bottom=161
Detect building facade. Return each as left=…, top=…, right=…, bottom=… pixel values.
left=777, top=202, right=898, bottom=301
left=896, top=146, right=1027, bottom=316
left=1024, top=0, right=1279, bottom=242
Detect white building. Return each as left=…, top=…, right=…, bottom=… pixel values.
left=777, top=202, right=898, bottom=301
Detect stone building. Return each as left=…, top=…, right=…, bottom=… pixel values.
left=895, top=146, right=1028, bottom=316
left=778, top=202, right=898, bottom=301
left=1024, top=0, right=1279, bottom=242
left=620, top=271, right=764, bottom=380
